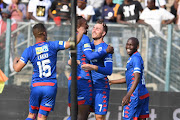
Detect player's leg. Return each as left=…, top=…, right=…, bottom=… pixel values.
left=94, top=89, right=110, bottom=120
left=26, top=86, right=40, bottom=120
left=137, top=97, right=149, bottom=120
left=37, top=113, right=47, bottom=120
left=95, top=114, right=106, bottom=120
left=38, top=84, right=57, bottom=120
left=77, top=79, right=93, bottom=120
left=78, top=105, right=91, bottom=120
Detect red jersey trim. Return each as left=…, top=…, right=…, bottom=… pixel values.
left=32, top=82, right=55, bottom=87
left=139, top=114, right=149, bottom=118
left=139, top=93, right=150, bottom=99
left=40, top=105, right=52, bottom=111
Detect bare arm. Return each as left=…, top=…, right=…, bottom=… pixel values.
left=13, top=57, right=26, bottom=72
left=122, top=72, right=140, bottom=106
left=116, top=14, right=129, bottom=24
left=64, top=27, right=85, bottom=49
left=109, top=78, right=126, bottom=85
left=29, top=12, right=42, bottom=22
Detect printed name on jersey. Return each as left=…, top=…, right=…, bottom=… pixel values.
left=84, top=43, right=91, bottom=48
left=36, top=44, right=49, bottom=54
left=98, top=47, right=102, bottom=52
left=38, top=53, right=48, bottom=60
left=59, top=41, right=63, bottom=45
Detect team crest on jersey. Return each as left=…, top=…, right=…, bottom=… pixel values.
left=36, top=44, right=49, bottom=54
left=59, top=41, right=63, bottom=45
left=127, top=58, right=132, bottom=64
left=84, top=43, right=91, bottom=48
left=98, top=47, right=102, bottom=52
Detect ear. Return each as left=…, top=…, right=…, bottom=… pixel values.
left=137, top=45, right=139, bottom=50
left=102, top=31, right=106, bottom=37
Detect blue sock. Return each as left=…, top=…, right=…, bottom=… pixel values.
left=25, top=118, right=33, bottom=120
left=67, top=116, right=71, bottom=120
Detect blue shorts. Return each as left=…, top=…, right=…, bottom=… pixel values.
left=123, top=96, right=149, bottom=120
left=29, top=81, right=57, bottom=116
left=68, top=77, right=93, bottom=106
left=92, top=89, right=110, bottom=115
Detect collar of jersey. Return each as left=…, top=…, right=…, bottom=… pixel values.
left=36, top=41, right=46, bottom=44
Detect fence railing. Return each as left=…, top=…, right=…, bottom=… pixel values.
left=1, top=20, right=180, bottom=92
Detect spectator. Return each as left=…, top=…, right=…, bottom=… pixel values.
left=8, top=0, right=26, bottom=22
left=50, top=0, right=71, bottom=24
left=0, top=8, right=17, bottom=37
left=116, top=0, right=143, bottom=24
left=144, top=0, right=166, bottom=8
left=139, top=0, right=174, bottom=75
left=0, top=0, right=8, bottom=9
left=77, top=0, right=95, bottom=22
left=87, top=0, right=104, bottom=22
left=171, top=0, right=179, bottom=24
left=176, top=0, right=180, bottom=29
left=113, top=0, right=124, bottom=5
left=28, top=0, right=52, bottom=23
left=102, top=0, right=123, bottom=67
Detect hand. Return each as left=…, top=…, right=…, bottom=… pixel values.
left=121, top=94, right=131, bottom=106
left=81, top=64, right=97, bottom=71
left=106, top=45, right=114, bottom=54
left=54, top=16, right=61, bottom=26
left=109, top=80, right=112, bottom=85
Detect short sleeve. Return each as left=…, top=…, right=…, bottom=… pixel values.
left=53, top=41, right=66, bottom=51
left=20, top=47, right=30, bottom=64
left=83, top=35, right=92, bottom=52
left=132, top=56, right=142, bottom=73
left=117, top=5, right=123, bottom=15
left=28, top=0, right=34, bottom=12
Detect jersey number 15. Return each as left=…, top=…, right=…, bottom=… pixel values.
left=37, top=59, right=51, bottom=78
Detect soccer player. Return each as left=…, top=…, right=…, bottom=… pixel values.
left=68, top=17, right=114, bottom=120
left=13, top=23, right=85, bottom=120
left=81, top=20, right=113, bottom=120
left=109, top=37, right=149, bottom=120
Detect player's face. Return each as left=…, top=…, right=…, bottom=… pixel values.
left=126, top=39, right=138, bottom=56
left=106, top=0, right=113, bottom=5
left=92, top=24, right=104, bottom=40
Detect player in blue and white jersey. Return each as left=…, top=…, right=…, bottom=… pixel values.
left=68, top=17, right=114, bottom=120
left=109, top=37, right=149, bottom=120
left=13, top=23, right=85, bottom=120
left=81, top=20, right=113, bottom=120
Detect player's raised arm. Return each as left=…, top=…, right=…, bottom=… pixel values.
left=13, top=57, right=26, bottom=72
left=64, top=26, right=85, bottom=49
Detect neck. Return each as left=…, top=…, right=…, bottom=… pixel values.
left=93, top=37, right=103, bottom=46
left=36, top=38, right=46, bottom=43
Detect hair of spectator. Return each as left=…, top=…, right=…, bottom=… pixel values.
left=128, top=37, right=139, bottom=46
left=147, top=0, right=155, bottom=3
left=32, top=23, right=46, bottom=38
left=96, top=19, right=108, bottom=36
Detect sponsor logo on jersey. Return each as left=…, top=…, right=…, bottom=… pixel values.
left=36, top=45, right=49, bottom=54
left=84, top=43, right=91, bottom=48
left=59, top=41, right=64, bottom=45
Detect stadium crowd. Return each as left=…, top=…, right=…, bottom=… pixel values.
left=0, top=0, right=179, bottom=33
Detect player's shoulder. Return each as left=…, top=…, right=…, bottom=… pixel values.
left=81, top=34, right=90, bottom=42
left=132, top=52, right=143, bottom=60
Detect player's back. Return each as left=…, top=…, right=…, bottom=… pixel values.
left=76, top=34, right=91, bottom=80
left=20, top=41, right=65, bottom=83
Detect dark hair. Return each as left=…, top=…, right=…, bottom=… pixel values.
left=32, top=23, right=46, bottom=37
left=128, top=37, right=139, bottom=46
left=96, top=19, right=108, bottom=36
left=77, top=16, right=86, bottom=28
